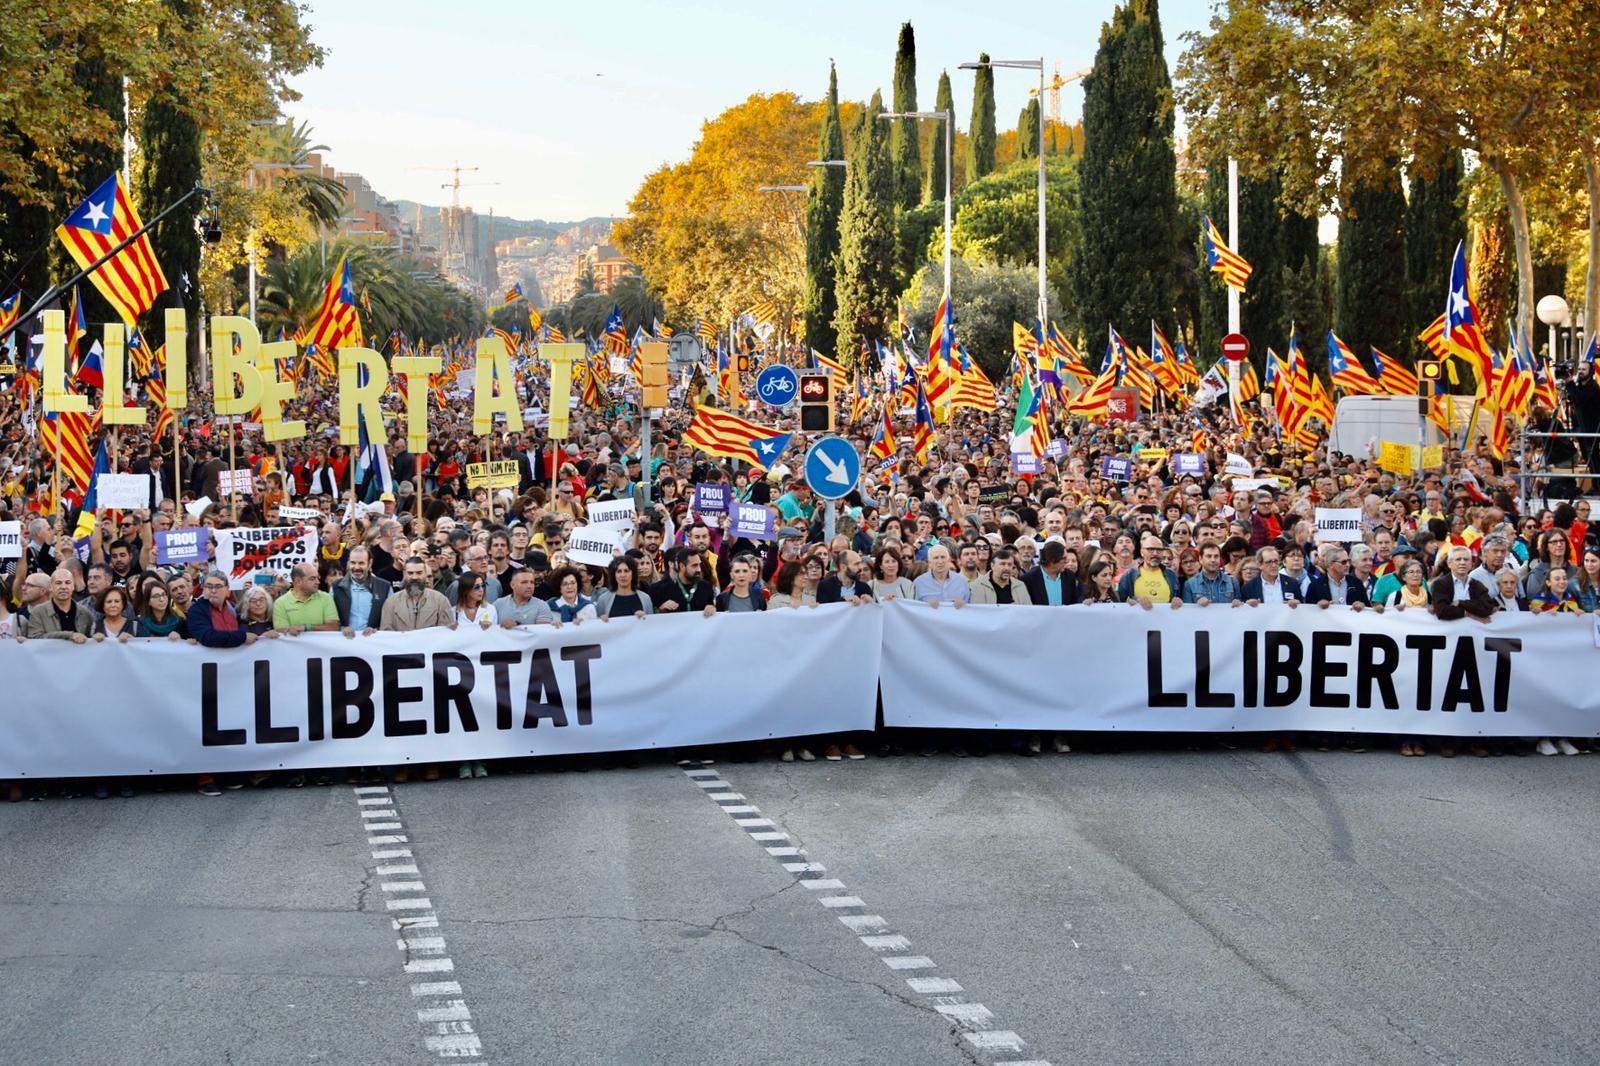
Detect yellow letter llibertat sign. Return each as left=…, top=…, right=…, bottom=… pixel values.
left=40, top=311, right=572, bottom=446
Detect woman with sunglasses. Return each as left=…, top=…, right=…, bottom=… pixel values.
left=454, top=574, right=498, bottom=629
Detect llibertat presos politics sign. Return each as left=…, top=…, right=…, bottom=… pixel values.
left=878, top=600, right=1600, bottom=738
left=0, top=606, right=882, bottom=779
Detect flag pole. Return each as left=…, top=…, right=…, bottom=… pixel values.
left=227, top=417, right=238, bottom=519
left=0, top=184, right=212, bottom=349
left=172, top=403, right=181, bottom=523
left=52, top=423, right=62, bottom=534
left=1226, top=158, right=1241, bottom=423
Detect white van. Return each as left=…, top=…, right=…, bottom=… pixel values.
left=1330, top=395, right=1466, bottom=457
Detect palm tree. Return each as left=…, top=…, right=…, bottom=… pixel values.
left=259, top=241, right=486, bottom=344
left=257, top=119, right=347, bottom=228
left=610, top=274, right=662, bottom=330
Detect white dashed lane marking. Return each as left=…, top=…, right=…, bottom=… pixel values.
left=352, top=785, right=486, bottom=1060
left=680, top=764, right=1050, bottom=1064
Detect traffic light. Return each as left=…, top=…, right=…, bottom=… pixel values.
left=640, top=341, right=669, bottom=409
left=798, top=370, right=833, bottom=432
left=736, top=354, right=751, bottom=374
left=1419, top=359, right=1444, bottom=385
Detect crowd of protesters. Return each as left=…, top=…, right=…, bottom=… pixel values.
left=4, top=347, right=1600, bottom=802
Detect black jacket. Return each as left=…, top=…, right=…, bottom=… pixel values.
left=1305, top=573, right=1371, bottom=606
left=331, top=574, right=393, bottom=628
left=647, top=575, right=716, bottom=613
left=714, top=588, right=767, bottom=612
left=1429, top=574, right=1497, bottom=621
left=817, top=575, right=872, bottom=604
left=1021, top=565, right=1079, bottom=606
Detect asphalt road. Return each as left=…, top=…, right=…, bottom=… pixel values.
left=3, top=748, right=1598, bottom=1066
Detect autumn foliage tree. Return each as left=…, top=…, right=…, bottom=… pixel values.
left=1177, top=0, right=1600, bottom=345
left=614, top=92, right=856, bottom=334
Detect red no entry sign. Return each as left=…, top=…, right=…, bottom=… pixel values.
left=1221, top=333, right=1250, bottom=362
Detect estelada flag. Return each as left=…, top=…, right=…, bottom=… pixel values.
left=682, top=406, right=791, bottom=470
left=56, top=173, right=168, bottom=326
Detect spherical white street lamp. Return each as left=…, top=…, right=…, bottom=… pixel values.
left=1537, top=294, right=1571, bottom=363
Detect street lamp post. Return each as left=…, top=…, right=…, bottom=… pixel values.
left=879, top=110, right=952, bottom=308
left=962, top=58, right=1047, bottom=327
left=1537, top=294, right=1571, bottom=364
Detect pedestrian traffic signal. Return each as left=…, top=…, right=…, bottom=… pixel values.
left=798, top=370, right=833, bottom=432
left=640, top=341, right=669, bottom=409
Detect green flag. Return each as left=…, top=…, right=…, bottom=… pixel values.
left=1011, top=374, right=1035, bottom=440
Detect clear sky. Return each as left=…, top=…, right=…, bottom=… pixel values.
left=289, top=0, right=1215, bottom=222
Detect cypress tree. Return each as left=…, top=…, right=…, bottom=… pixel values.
left=139, top=0, right=203, bottom=340
left=833, top=91, right=896, bottom=360
left=0, top=159, right=55, bottom=315
left=1334, top=161, right=1408, bottom=355
left=925, top=71, right=953, bottom=203
left=1196, top=165, right=1228, bottom=363
left=967, top=54, right=996, bottom=182
left=804, top=64, right=846, bottom=358
left=1070, top=0, right=1181, bottom=337
left=891, top=22, right=922, bottom=210
left=1017, top=99, right=1040, bottom=160
left=1404, top=150, right=1466, bottom=360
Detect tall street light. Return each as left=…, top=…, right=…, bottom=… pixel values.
left=880, top=110, right=952, bottom=309
left=961, top=58, right=1048, bottom=328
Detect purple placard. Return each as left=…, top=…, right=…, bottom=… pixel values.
left=730, top=502, right=776, bottom=541
left=1045, top=438, right=1069, bottom=460
left=1010, top=452, right=1042, bottom=475
left=1100, top=456, right=1133, bottom=481
left=1173, top=452, right=1207, bottom=476
left=155, top=527, right=210, bottom=565
left=694, top=482, right=730, bottom=514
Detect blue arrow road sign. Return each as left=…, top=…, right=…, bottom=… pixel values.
left=755, top=364, right=799, bottom=408
left=803, top=435, right=861, bottom=500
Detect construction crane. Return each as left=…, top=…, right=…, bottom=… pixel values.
left=407, top=161, right=499, bottom=209
left=1031, top=63, right=1094, bottom=127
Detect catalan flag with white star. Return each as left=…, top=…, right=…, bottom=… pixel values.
left=682, top=406, right=791, bottom=470
left=1370, top=347, right=1419, bottom=396
left=1201, top=216, right=1252, bottom=292
left=56, top=173, right=168, bottom=325
left=305, top=254, right=363, bottom=350
left=1326, top=331, right=1381, bottom=394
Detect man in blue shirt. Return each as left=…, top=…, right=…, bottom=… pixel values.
left=912, top=544, right=969, bottom=606
left=1020, top=541, right=1077, bottom=605
left=1182, top=543, right=1240, bottom=605
left=334, top=545, right=391, bottom=636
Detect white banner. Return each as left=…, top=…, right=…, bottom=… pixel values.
left=213, top=525, right=319, bottom=590
left=0, top=606, right=882, bottom=778
left=586, top=498, right=636, bottom=532
left=96, top=473, right=151, bottom=509
left=566, top=525, right=621, bottom=566
left=0, top=520, right=20, bottom=559
left=1315, top=507, right=1362, bottom=543
left=879, top=600, right=1600, bottom=738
